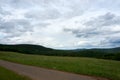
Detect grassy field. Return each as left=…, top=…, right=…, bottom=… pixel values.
left=0, top=66, right=30, bottom=80
left=0, top=51, right=120, bottom=80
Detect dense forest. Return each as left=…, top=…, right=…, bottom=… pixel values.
left=0, top=44, right=120, bottom=61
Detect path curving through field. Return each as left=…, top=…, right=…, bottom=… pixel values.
left=0, top=60, right=109, bottom=80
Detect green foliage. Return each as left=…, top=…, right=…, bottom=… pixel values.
left=103, top=53, right=120, bottom=60
left=0, top=44, right=120, bottom=61
left=0, top=44, right=53, bottom=53
left=0, top=51, right=120, bottom=80
left=0, top=66, right=30, bottom=80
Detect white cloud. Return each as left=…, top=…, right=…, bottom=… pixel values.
left=0, top=0, right=120, bottom=49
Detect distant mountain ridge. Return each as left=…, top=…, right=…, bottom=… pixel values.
left=74, top=47, right=120, bottom=53
left=0, top=44, right=120, bottom=51
left=0, top=44, right=53, bottom=54
left=0, top=44, right=120, bottom=54
left=0, top=44, right=120, bottom=60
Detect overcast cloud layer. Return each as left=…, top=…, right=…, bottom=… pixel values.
left=0, top=0, right=120, bottom=49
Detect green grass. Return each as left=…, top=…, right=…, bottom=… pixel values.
left=0, top=66, right=30, bottom=80
left=0, top=51, right=120, bottom=80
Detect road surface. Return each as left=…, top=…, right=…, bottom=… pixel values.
left=0, top=60, right=109, bottom=80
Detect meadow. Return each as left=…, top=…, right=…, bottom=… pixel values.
left=0, top=51, right=120, bottom=80
left=0, top=66, right=30, bottom=80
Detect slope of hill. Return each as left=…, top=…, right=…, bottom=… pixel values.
left=0, top=44, right=53, bottom=54
left=0, top=44, right=120, bottom=60
left=74, top=48, right=120, bottom=60
left=74, top=47, right=120, bottom=53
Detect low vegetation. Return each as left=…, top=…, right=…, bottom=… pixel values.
left=0, top=44, right=120, bottom=61
left=0, top=51, right=120, bottom=80
left=0, top=66, right=30, bottom=80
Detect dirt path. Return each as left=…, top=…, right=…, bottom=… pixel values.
left=0, top=60, right=109, bottom=80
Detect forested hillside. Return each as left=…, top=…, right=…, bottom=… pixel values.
left=0, top=44, right=120, bottom=60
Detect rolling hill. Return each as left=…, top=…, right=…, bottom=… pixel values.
left=0, top=44, right=53, bottom=54
left=0, top=44, right=120, bottom=60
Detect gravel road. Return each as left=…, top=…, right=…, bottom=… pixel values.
left=0, top=60, right=109, bottom=80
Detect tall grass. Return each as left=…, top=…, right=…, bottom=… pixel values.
left=0, top=66, right=30, bottom=80
left=0, top=51, right=120, bottom=80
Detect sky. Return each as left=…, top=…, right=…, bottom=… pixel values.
left=0, top=0, right=120, bottom=49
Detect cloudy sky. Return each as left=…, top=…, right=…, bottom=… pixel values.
left=0, top=0, right=120, bottom=49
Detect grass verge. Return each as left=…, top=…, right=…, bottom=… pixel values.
left=0, top=65, right=30, bottom=80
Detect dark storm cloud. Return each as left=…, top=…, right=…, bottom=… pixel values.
left=0, top=19, right=32, bottom=33
left=64, top=12, right=120, bottom=38
left=0, top=18, right=33, bottom=41
left=63, top=28, right=99, bottom=38
left=107, top=37, right=120, bottom=46
left=63, top=12, right=120, bottom=48
left=84, top=12, right=120, bottom=27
